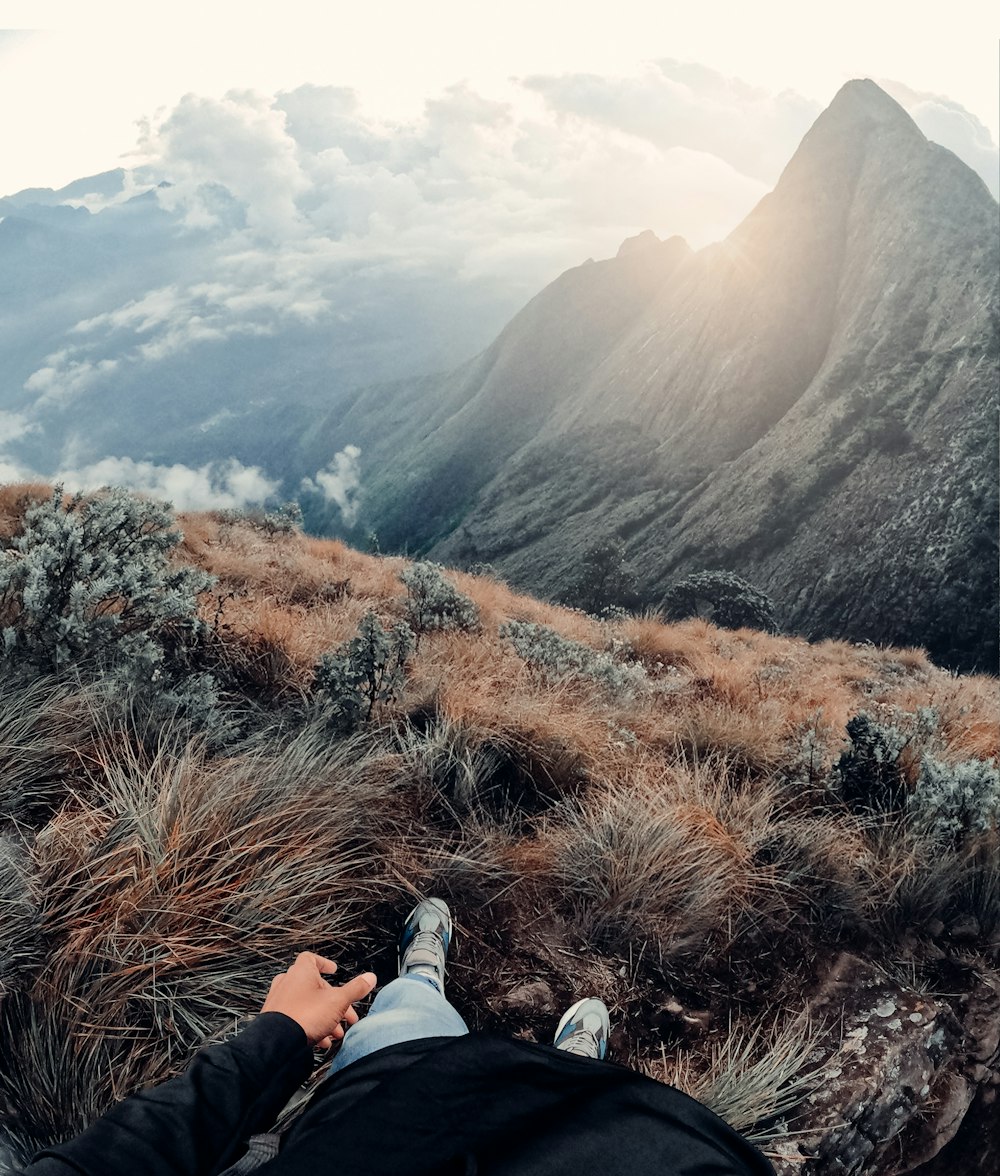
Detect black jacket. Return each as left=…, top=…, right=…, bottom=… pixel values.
left=23, top=1012, right=775, bottom=1175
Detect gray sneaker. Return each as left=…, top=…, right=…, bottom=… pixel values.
left=398, top=898, right=452, bottom=995
left=553, top=998, right=610, bottom=1060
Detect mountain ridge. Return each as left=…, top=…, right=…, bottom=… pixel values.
left=312, top=79, right=998, bottom=672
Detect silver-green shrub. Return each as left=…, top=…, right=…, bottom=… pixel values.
left=500, top=620, right=647, bottom=699
left=218, top=501, right=303, bottom=535
left=910, top=754, right=1000, bottom=840
left=0, top=487, right=217, bottom=715
left=314, top=611, right=414, bottom=734
left=400, top=562, right=479, bottom=640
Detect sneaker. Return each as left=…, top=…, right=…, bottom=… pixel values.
left=398, top=897, right=452, bottom=994
left=553, top=997, right=610, bottom=1060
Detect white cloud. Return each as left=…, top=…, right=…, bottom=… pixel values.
left=0, top=454, right=36, bottom=483
left=302, top=445, right=362, bottom=526
left=0, top=452, right=279, bottom=511
left=24, top=357, right=119, bottom=407
left=522, top=60, right=822, bottom=183
left=56, top=455, right=279, bottom=510
left=24, top=274, right=329, bottom=404
left=17, top=67, right=995, bottom=423
left=0, top=410, right=38, bottom=444
left=139, top=89, right=310, bottom=239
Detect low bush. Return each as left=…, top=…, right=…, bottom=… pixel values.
left=400, top=561, right=479, bottom=640
left=568, top=538, right=639, bottom=617
left=0, top=487, right=217, bottom=719
left=662, top=571, right=778, bottom=633
left=833, top=712, right=910, bottom=815
left=314, top=611, right=414, bottom=734
left=909, top=753, right=1000, bottom=841
left=500, top=620, right=647, bottom=699
left=218, top=501, right=303, bottom=535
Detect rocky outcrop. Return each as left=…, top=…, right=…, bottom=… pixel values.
left=770, top=955, right=999, bottom=1175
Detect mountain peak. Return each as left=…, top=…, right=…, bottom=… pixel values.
left=616, top=230, right=691, bottom=262
left=823, top=78, right=919, bottom=129
left=617, top=229, right=662, bottom=258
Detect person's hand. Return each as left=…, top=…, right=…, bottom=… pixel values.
left=260, top=952, right=377, bottom=1049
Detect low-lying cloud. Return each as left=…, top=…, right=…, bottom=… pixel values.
left=0, top=450, right=280, bottom=511
left=302, top=445, right=362, bottom=526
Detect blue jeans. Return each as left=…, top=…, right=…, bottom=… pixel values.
left=327, top=975, right=469, bottom=1075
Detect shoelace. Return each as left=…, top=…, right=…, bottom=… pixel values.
left=556, top=1028, right=600, bottom=1057
left=406, top=927, right=445, bottom=961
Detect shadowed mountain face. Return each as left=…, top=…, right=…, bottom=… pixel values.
left=311, top=81, right=998, bottom=672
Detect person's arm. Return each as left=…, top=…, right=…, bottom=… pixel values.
left=22, top=954, right=377, bottom=1176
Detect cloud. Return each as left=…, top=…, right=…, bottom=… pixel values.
left=877, top=79, right=999, bottom=198
left=139, top=90, right=310, bottom=239
left=57, top=455, right=280, bottom=510
left=522, top=60, right=822, bottom=183
left=0, top=453, right=35, bottom=483
left=17, top=67, right=993, bottom=426
left=302, top=445, right=362, bottom=526
left=143, top=75, right=772, bottom=260
left=24, top=275, right=329, bottom=405
left=0, top=452, right=279, bottom=511
left=0, top=410, right=37, bottom=443
left=24, top=356, right=119, bottom=407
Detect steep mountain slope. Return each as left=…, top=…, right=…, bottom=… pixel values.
left=321, top=81, right=998, bottom=672
left=298, top=231, right=691, bottom=536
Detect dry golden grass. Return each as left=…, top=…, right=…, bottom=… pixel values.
left=1, top=491, right=997, bottom=1157
left=620, top=614, right=713, bottom=672
left=0, top=482, right=51, bottom=541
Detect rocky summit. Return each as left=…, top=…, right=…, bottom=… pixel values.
left=310, top=80, right=998, bottom=673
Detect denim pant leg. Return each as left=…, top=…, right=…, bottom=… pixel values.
left=327, top=975, right=469, bottom=1075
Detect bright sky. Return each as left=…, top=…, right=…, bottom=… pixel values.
left=0, top=0, right=997, bottom=196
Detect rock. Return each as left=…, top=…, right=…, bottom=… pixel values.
left=963, top=975, right=1000, bottom=1065
left=909, top=1086, right=1000, bottom=1175
left=496, top=979, right=557, bottom=1016
left=948, top=916, right=981, bottom=941
left=770, top=954, right=968, bottom=1176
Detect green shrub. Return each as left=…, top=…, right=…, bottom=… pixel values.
left=314, top=611, right=414, bottom=734
left=833, top=712, right=910, bottom=815
left=0, top=487, right=217, bottom=718
left=662, top=571, right=778, bottom=632
left=400, top=562, right=479, bottom=641
left=569, top=538, right=638, bottom=617
left=500, top=620, right=647, bottom=699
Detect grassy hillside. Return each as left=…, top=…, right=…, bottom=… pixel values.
left=0, top=484, right=997, bottom=1170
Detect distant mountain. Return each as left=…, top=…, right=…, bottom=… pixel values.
left=307, top=81, right=998, bottom=672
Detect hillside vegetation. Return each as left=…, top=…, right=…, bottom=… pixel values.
left=0, top=484, right=997, bottom=1172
